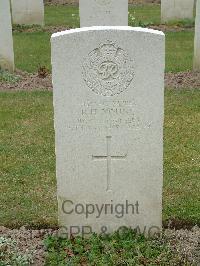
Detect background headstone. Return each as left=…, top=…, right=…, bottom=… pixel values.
left=11, top=0, right=44, bottom=25
left=161, top=0, right=194, bottom=22
left=51, top=26, right=165, bottom=237
left=194, top=0, right=200, bottom=69
left=0, top=0, right=14, bottom=72
left=79, top=0, right=128, bottom=27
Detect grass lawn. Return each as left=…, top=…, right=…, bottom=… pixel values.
left=12, top=4, right=194, bottom=73
left=44, top=4, right=193, bottom=28
left=0, top=90, right=199, bottom=228
left=129, top=4, right=161, bottom=26
left=44, top=4, right=161, bottom=28
left=166, top=31, right=194, bottom=73
left=0, top=91, right=56, bottom=228
left=45, top=5, right=80, bottom=27
left=13, top=31, right=194, bottom=73
left=14, top=32, right=51, bottom=73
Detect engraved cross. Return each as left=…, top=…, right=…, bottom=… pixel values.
left=92, top=136, right=127, bottom=192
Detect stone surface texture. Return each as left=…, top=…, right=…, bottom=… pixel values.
left=11, top=0, right=44, bottom=25
left=51, top=26, right=165, bottom=236
left=161, top=0, right=194, bottom=22
left=194, top=0, right=200, bottom=69
left=0, top=0, right=14, bottom=72
left=79, top=0, right=128, bottom=27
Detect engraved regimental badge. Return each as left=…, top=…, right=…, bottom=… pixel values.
left=82, top=41, right=134, bottom=97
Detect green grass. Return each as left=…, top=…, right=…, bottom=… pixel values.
left=166, top=18, right=195, bottom=28
left=129, top=4, right=161, bottom=26
left=166, top=31, right=194, bottom=73
left=43, top=228, right=188, bottom=265
left=164, top=90, right=200, bottom=224
left=0, top=91, right=56, bottom=227
left=11, top=4, right=195, bottom=73
left=13, top=32, right=51, bottom=73
left=0, top=90, right=199, bottom=228
left=13, top=31, right=194, bottom=73
left=44, top=5, right=193, bottom=28
left=45, top=5, right=79, bottom=27
left=44, top=4, right=161, bottom=28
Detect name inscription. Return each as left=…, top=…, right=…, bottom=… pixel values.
left=67, top=100, right=140, bottom=131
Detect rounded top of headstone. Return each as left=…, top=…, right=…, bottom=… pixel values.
left=51, top=26, right=165, bottom=39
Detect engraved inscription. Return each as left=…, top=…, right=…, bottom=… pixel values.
left=94, top=0, right=112, bottom=6
left=82, top=41, right=134, bottom=97
left=66, top=100, right=140, bottom=131
left=92, top=136, right=127, bottom=191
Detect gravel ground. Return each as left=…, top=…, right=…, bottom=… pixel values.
left=0, top=225, right=199, bottom=265
left=0, top=226, right=55, bottom=266
left=1, top=70, right=200, bottom=91
left=165, top=226, right=200, bottom=265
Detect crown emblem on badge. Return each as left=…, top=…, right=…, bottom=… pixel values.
left=82, top=41, right=135, bottom=97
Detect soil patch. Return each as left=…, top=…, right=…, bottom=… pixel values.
left=0, top=70, right=52, bottom=91
left=12, top=25, right=71, bottom=34
left=45, top=0, right=160, bottom=6
left=150, top=25, right=194, bottom=32
left=12, top=25, right=194, bottom=34
left=165, top=71, right=200, bottom=90
left=1, top=70, right=200, bottom=91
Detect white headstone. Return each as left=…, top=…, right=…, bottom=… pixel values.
left=161, top=0, right=194, bottom=22
left=194, top=0, right=200, bottom=69
left=0, top=0, right=14, bottom=72
left=51, top=26, right=165, bottom=237
left=11, top=0, right=44, bottom=25
left=79, top=0, right=128, bottom=27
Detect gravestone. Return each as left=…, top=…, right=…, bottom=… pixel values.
left=79, top=0, right=128, bottom=27
left=0, top=0, right=14, bottom=72
left=11, top=0, right=44, bottom=25
left=161, top=0, right=194, bottom=22
left=51, top=26, right=165, bottom=237
left=194, top=0, right=200, bottom=69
